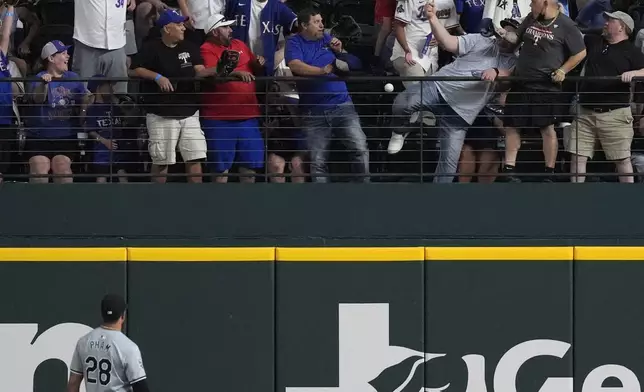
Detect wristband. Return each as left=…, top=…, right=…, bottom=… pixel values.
left=493, top=67, right=499, bottom=76
left=154, top=74, right=162, bottom=81
left=4, top=11, right=14, bottom=18
left=555, top=68, right=566, bottom=75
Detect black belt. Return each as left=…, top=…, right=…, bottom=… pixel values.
left=581, top=105, right=629, bottom=113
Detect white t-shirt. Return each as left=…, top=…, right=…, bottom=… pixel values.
left=391, top=0, right=459, bottom=72
left=481, top=0, right=530, bottom=30
left=248, top=0, right=268, bottom=56
left=435, top=34, right=517, bottom=125
left=184, top=0, right=220, bottom=30
left=74, top=0, right=126, bottom=50
left=70, top=327, right=147, bottom=392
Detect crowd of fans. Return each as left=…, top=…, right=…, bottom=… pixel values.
left=0, top=0, right=643, bottom=183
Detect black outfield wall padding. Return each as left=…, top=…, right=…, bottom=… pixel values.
left=3, top=247, right=644, bottom=392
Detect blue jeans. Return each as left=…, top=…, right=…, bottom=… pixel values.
left=302, top=101, right=370, bottom=183
left=392, top=81, right=470, bottom=183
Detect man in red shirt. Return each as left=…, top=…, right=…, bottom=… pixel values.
left=200, top=13, right=265, bottom=183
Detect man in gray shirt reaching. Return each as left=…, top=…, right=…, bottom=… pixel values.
left=67, top=294, right=151, bottom=392
left=387, top=2, right=518, bottom=183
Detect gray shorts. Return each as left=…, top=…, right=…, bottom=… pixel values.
left=125, top=20, right=137, bottom=56
left=72, top=39, right=128, bottom=94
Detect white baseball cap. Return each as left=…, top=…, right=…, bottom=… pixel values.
left=604, top=11, right=635, bottom=34
left=41, top=40, right=71, bottom=60
left=205, top=14, right=236, bottom=33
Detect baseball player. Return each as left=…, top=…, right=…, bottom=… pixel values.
left=67, top=294, right=150, bottom=392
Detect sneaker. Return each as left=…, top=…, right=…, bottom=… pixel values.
left=388, top=132, right=409, bottom=154
left=410, top=112, right=420, bottom=124
left=498, top=172, right=521, bottom=182
left=507, top=175, right=522, bottom=183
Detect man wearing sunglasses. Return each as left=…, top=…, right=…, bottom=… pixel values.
left=565, top=11, right=644, bottom=183
left=200, top=13, right=266, bottom=183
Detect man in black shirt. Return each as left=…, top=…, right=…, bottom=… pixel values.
left=496, top=0, right=587, bottom=182
left=132, top=9, right=216, bottom=183
left=565, top=11, right=644, bottom=183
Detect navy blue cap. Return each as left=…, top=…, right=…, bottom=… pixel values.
left=156, top=9, right=188, bottom=28
left=101, top=294, right=127, bottom=322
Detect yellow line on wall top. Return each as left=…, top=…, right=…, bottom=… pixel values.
left=0, top=247, right=642, bottom=262
left=425, top=247, right=574, bottom=261
left=276, top=247, right=425, bottom=262
left=128, top=247, right=275, bottom=262
left=575, top=247, right=644, bottom=261
left=0, top=248, right=127, bottom=262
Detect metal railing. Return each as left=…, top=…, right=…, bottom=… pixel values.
left=1, top=74, right=642, bottom=183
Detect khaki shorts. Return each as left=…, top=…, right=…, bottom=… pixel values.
left=146, top=112, right=207, bottom=165
left=565, top=107, right=634, bottom=160
left=392, top=49, right=437, bottom=89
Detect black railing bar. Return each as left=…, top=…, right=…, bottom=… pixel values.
left=7, top=171, right=644, bottom=179
left=3, top=75, right=643, bottom=83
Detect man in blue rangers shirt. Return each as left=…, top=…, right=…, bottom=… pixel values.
left=285, top=8, right=369, bottom=183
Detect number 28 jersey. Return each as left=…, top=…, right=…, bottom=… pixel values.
left=70, top=327, right=147, bottom=392
left=391, top=0, right=459, bottom=71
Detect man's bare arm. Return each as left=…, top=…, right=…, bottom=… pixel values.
left=32, top=81, right=48, bottom=104
left=393, top=20, right=411, bottom=53
left=558, top=50, right=587, bottom=74
left=427, top=18, right=458, bottom=53
left=0, top=5, right=14, bottom=55
left=67, top=373, right=83, bottom=392
left=193, top=64, right=219, bottom=78
left=16, top=7, right=40, bottom=52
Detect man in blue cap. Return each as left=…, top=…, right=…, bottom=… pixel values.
left=131, top=9, right=215, bottom=183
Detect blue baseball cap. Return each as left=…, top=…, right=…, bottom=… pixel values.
left=156, top=9, right=188, bottom=28
left=41, top=40, right=72, bottom=60
left=87, top=74, right=111, bottom=94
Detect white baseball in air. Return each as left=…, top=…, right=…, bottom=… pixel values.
left=384, top=83, right=394, bottom=92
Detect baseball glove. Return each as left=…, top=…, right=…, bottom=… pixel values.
left=216, top=49, right=240, bottom=77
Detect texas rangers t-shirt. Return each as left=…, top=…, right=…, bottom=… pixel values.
left=456, top=0, right=485, bottom=33
left=28, top=71, right=87, bottom=139
left=86, top=103, right=123, bottom=164
left=514, top=12, right=585, bottom=91
left=391, top=0, right=459, bottom=71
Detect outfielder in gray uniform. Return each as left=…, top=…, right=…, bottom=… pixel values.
left=67, top=294, right=151, bottom=392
